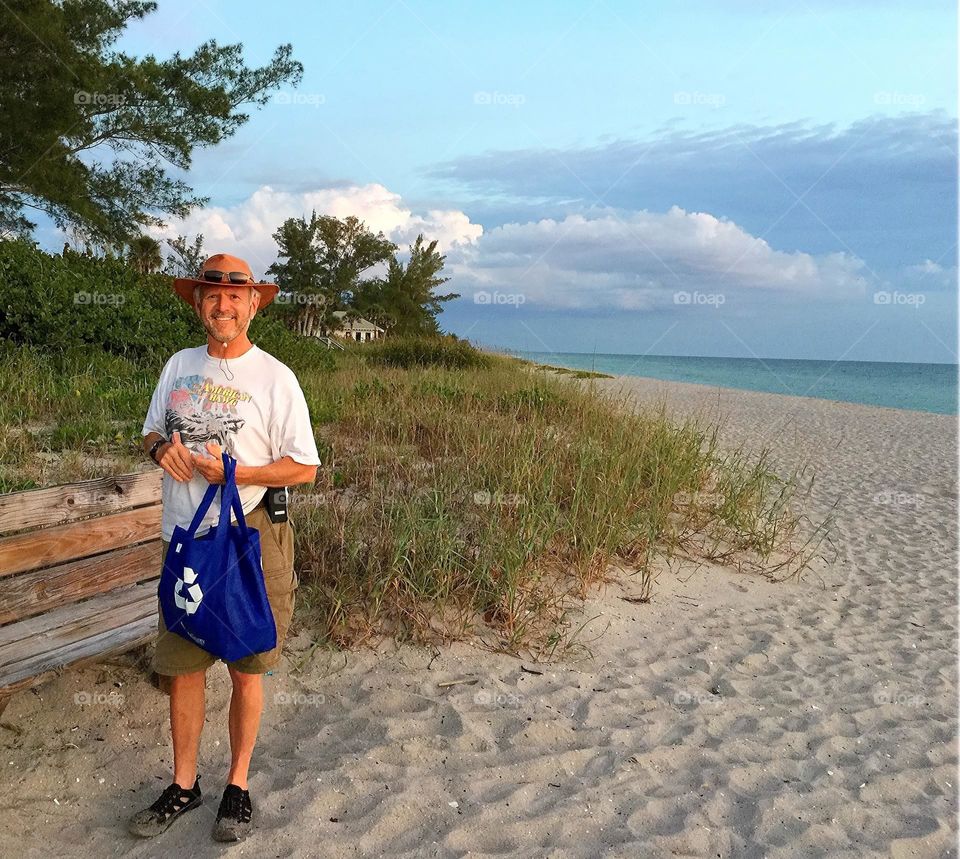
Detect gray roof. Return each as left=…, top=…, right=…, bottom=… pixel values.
left=331, top=310, right=383, bottom=331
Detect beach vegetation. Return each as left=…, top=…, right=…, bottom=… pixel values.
left=0, top=244, right=823, bottom=658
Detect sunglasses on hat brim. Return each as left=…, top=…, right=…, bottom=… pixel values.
left=201, top=270, right=253, bottom=284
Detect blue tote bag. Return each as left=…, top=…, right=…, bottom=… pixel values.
left=158, top=452, right=277, bottom=662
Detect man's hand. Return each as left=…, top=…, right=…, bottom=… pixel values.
left=156, top=431, right=195, bottom=483
left=191, top=441, right=226, bottom=484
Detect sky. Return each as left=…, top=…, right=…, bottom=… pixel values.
left=62, top=1, right=960, bottom=361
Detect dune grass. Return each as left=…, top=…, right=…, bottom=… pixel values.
left=0, top=343, right=155, bottom=491
left=289, top=340, right=824, bottom=656
left=0, top=335, right=825, bottom=657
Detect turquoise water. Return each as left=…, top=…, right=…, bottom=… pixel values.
left=510, top=352, right=958, bottom=415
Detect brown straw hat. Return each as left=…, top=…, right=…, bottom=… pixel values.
left=172, top=253, right=279, bottom=308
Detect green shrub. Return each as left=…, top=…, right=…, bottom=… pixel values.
left=363, top=334, right=491, bottom=370
left=0, top=239, right=337, bottom=376
left=0, top=239, right=196, bottom=358
left=248, top=313, right=337, bottom=376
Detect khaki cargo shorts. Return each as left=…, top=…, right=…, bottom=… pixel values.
left=152, top=502, right=298, bottom=677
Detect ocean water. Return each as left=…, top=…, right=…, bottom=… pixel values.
left=510, top=352, right=958, bottom=415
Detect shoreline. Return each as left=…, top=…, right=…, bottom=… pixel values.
left=515, top=354, right=959, bottom=417
left=571, top=370, right=960, bottom=418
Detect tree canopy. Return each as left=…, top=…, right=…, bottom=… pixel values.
left=126, top=234, right=161, bottom=274
left=0, top=0, right=302, bottom=246
left=164, top=233, right=205, bottom=277
left=353, top=235, right=459, bottom=337
left=267, top=212, right=397, bottom=337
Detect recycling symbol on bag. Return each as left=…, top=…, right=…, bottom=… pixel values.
left=174, top=566, right=204, bottom=615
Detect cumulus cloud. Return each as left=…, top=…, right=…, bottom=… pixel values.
left=152, top=184, right=870, bottom=312
left=450, top=206, right=869, bottom=310
left=151, top=183, right=483, bottom=273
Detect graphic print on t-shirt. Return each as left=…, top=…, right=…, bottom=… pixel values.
left=164, top=374, right=253, bottom=456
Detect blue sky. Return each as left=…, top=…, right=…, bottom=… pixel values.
left=105, top=1, right=959, bottom=361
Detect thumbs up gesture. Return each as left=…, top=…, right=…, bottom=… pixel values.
left=157, top=431, right=195, bottom=483
left=191, top=441, right=226, bottom=485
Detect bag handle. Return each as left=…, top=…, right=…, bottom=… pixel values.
left=220, top=452, right=251, bottom=539
left=185, top=452, right=248, bottom=538
left=187, top=476, right=220, bottom=536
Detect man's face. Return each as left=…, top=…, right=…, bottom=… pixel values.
left=195, top=284, right=260, bottom=344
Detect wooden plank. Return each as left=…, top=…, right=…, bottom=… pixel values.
left=0, top=542, right=162, bottom=626
left=0, top=581, right=158, bottom=651
left=0, top=470, right=162, bottom=536
left=0, top=506, right=162, bottom=580
left=0, top=615, right=157, bottom=698
left=0, top=583, right=157, bottom=688
left=0, top=609, right=157, bottom=690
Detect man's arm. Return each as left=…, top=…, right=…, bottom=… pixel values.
left=189, top=442, right=317, bottom=487
left=142, top=431, right=163, bottom=456
left=143, top=430, right=195, bottom=482
left=236, top=456, right=317, bottom=488
left=145, top=434, right=315, bottom=486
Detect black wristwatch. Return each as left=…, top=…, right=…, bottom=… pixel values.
left=148, top=437, right=168, bottom=463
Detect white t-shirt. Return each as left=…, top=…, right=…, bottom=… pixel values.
left=142, top=344, right=321, bottom=540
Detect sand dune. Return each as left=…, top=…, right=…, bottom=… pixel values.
left=1, top=376, right=956, bottom=857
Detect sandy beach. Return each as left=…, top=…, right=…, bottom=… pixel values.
left=1, top=375, right=956, bottom=858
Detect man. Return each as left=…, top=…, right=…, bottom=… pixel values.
left=128, top=253, right=320, bottom=843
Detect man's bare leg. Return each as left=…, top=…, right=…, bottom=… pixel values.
left=226, top=667, right=263, bottom=789
left=127, top=670, right=206, bottom=837
left=170, top=669, right=206, bottom=787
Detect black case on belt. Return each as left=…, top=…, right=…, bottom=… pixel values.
left=264, top=487, right=288, bottom=523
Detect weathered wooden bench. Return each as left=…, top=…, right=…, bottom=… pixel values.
left=0, top=469, right=163, bottom=717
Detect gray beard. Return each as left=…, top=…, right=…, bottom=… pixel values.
left=204, top=318, right=248, bottom=344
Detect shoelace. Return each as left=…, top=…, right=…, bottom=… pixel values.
left=149, top=783, right=197, bottom=820
left=219, top=787, right=252, bottom=823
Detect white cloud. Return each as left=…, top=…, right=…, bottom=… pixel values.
left=151, top=183, right=483, bottom=275
left=911, top=259, right=944, bottom=275
left=901, top=258, right=958, bottom=290
left=449, top=206, right=870, bottom=310
left=153, top=188, right=871, bottom=310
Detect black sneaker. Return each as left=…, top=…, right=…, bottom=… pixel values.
left=213, top=783, right=253, bottom=842
left=128, top=776, right=202, bottom=838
